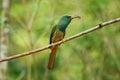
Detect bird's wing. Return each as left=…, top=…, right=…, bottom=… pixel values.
left=50, top=25, right=57, bottom=44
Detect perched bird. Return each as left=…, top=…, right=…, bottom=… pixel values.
left=48, top=15, right=80, bottom=70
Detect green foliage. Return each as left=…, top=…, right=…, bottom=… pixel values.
left=0, top=0, right=120, bottom=80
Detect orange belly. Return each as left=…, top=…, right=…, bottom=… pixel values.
left=52, top=30, right=65, bottom=43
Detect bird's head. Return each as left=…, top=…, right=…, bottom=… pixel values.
left=58, top=15, right=80, bottom=26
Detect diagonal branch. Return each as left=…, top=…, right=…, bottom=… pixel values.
left=0, top=17, right=120, bottom=62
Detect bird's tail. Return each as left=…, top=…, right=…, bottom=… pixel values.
left=48, top=46, right=58, bottom=70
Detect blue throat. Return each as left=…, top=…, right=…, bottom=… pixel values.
left=58, top=21, right=71, bottom=32
left=59, top=24, right=69, bottom=32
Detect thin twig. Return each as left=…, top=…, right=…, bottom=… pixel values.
left=0, top=17, right=120, bottom=62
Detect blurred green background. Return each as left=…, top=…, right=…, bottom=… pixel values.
left=0, top=0, right=120, bottom=80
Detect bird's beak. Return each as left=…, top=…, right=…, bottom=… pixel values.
left=71, top=15, right=81, bottom=19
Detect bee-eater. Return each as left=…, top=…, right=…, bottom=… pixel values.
left=48, top=15, right=80, bottom=70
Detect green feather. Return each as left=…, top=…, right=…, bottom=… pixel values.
left=50, top=25, right=57, bottom=44
left=50, top=16, right=72, bottom=44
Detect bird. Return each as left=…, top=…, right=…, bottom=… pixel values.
left=48, top=15, right=80, bottom=70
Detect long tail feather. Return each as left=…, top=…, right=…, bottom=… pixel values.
left=48, top=46, right=58, bottom=70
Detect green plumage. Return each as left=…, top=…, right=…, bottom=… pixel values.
left=50, top=16, right=72, bottom=44
left=48, top=15, right=80, bottom=70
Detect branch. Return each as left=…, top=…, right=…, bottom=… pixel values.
left=0, top=17, right=120, bottom=62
